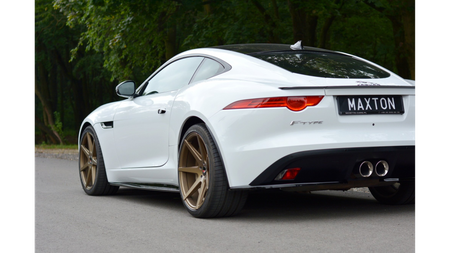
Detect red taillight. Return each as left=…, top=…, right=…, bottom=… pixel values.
left=224, top=96, right=323, bottom=112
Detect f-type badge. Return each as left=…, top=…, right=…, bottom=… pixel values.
left=290, top=120, right=323, bottom=126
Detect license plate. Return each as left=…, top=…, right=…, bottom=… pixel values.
left=337, top=95, right=404, bottom=115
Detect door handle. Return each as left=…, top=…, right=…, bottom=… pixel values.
left=158, top=109, right=166, bottom=114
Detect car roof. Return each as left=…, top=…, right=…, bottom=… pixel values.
left=213, top=43, right=338, bottom=55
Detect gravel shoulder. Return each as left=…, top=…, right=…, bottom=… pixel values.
left=35, top=148, right=79, bottom=161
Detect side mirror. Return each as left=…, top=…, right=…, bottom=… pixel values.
left=116, top=80, right=136, bottom=98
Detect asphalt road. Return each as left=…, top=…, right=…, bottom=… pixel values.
left=36, top=156, right=415, bottom=253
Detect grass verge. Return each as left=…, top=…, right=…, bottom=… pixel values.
left=35, top=144, right=77, bottom=150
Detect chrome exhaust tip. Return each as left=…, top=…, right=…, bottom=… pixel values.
left=359, top=161, right=373, bottom=178
left=375, top=160, right=389, bottom=177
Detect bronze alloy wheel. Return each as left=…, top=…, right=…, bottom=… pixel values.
left=179, top=131, right=209, bottom=210
left=178, top=124, right=248, bottom=218
left=79, top=126, right=119, bottom=195
left=80, top=131, right=97, bottom=190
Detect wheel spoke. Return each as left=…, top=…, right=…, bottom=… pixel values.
left=85, top=166, right=92, bottom=186
left=196, top=176, right=207, bottom=207
left=91, top=166, right=96, bottom=186
left=80, top=144, right=90, bottom=157
left=184, top=139, right=203, bottom=165
left=197, top=135, right=207, bottom=160
left=87, top=133, right=94, bottom=153
left=179, top=166, right=201, bottom=175
left=80, top=162, right=89, bottom=172
left=183, top=176, right=202, bottom=200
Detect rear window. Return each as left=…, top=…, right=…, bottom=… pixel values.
left=251, top=52, right=390, bottom=79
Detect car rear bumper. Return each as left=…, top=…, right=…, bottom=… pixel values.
left=232, top=146, right=414, bottom=190
left=208, top=92, right=414, bottom=189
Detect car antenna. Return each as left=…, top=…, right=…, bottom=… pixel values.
left=290, top=40, right=303, bottom=50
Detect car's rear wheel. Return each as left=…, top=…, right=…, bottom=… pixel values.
left=178, top=124, right=247, bottom=218
left=79, top=126, right=119, bottom=195
left=369, top=181, right=414, bottom=205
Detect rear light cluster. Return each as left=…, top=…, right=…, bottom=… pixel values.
left=224, top=96, right=323, bottom=112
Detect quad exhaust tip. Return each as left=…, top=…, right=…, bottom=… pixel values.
left=375, top=160, right=389, bottom=177
left=359, top=161, right=373, bottom=177
left=358, top=160, right=389, bottom=178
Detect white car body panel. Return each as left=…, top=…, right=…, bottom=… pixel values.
left=79, top=46, right=415, bottom=190
left=112, top=91, right=176, bottom=168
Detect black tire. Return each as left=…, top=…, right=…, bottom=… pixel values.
left=369, top=181, right=415, bottom=205
left=79, top=126, right=119, bottom=195
left=178, top=124, right=248, bottom=218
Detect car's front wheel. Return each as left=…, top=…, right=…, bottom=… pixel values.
left=178, top=124, right=247, bottom=218
left=79, top=126, right=119, bottom=195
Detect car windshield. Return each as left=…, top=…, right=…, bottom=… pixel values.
left=250, top=51, right=390, bottom=79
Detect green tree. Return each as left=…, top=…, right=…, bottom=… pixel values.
left=36, top=0, right=414, bottom=143
left=36, top=0, right=70, bottom=144
left=54, top=0, right=183, bottom=82
left=362, top=0, right=415, bottom=79
left=36, top=0, right=116, bottom=144
left=54, top=0, right=413, bottom=81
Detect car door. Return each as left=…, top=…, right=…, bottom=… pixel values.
left=112, top=57, right=204, bottom=169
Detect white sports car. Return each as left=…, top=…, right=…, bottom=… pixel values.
left=78, top=42, right=415, bottom=218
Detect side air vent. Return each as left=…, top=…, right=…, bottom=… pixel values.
left=101, top=121, right=114, bottom=129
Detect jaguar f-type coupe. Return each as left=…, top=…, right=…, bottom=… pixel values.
left=78, top=42, right=415, bottom=218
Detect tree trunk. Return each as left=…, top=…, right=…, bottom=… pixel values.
left=202, top=0, right=212, bottom=14
left=165, top=26, right=177, bottom=61
left=53, top=48, right=87, bottom=127
left=32, top=71, right=63, bottom=145
left=250, top=0, right=280, bottom=43
left=318, top=15, right=336, bottom=49
left=388, top=15, right=411, bottom=79
left=287, top=0, right=318, bottom=46
left=35, top=117, right=60, bottom=144
left=318, top=0, right=344, bottom=49
left=401, top=0, right=415, bottom=79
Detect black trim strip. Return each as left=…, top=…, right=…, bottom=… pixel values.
left=110, top=182, right=179, bottom=193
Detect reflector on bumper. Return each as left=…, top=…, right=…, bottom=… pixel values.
left=275, top=168, right=301, bottom=180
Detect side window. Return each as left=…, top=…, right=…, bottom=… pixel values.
left=143, top=57, right=203, bottom=95
left=190, top=58, right=225, bottom=83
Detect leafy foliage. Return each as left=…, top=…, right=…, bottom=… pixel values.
left=35, top=0, right=414, bottom=143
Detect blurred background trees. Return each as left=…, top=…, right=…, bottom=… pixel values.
left=35, top=0, right=415, bottom=144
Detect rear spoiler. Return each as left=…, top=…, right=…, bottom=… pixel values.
left=279, top=86, right=415, bottom=90
left=405, top=79, right=415, bottom=86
